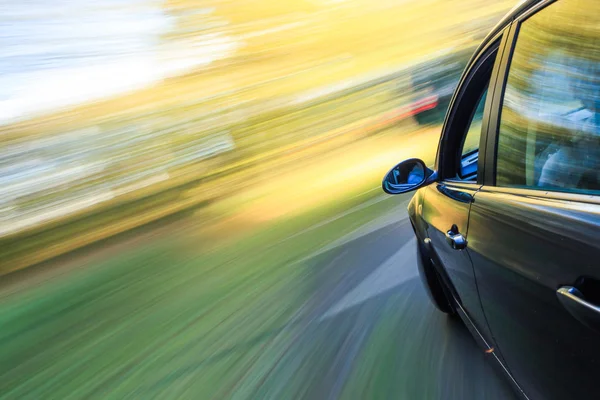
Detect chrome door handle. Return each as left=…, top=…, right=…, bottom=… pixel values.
left=445, top=225, right=467, bottom=250
left=557, top=286, right=600, bottom=332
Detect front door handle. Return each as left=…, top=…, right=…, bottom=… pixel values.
left=445, top=225, right=467, bottom=250
left=557, top=286, right=600, bottom=332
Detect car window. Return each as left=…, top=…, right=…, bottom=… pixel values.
left=459, top=87, right=488, bottom=180
left=462, top=89, right=487, bottom=156
left=496, top=0, right=600, bottom=194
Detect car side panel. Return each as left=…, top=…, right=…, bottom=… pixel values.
left=408, top=187, right=427, bottom=239
left=468, top=188, right=600, bottom=400
left=421, top=182, right=495, bottom=346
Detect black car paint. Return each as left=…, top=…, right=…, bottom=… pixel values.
left=468, top=188, right=600, bottom=399
left=399, top=1, right=600, bottom=399
left=420, top=182, right=495, bottom=342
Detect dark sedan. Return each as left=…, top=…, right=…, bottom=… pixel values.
left=382, top=0, right=600, bottom=399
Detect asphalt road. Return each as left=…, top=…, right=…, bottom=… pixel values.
left=252, top=208, right=516, bottom=400
left=0, top=201, right=515, bottom=399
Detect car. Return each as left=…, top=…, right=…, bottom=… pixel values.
left=381, top=1, right=600, bottom=399
left=409, top=46, right=475, bottom=126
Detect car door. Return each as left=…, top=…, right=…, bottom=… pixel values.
left=469, top=1, right=600, bottom=399
left=421, top=33, right=507, bottom=349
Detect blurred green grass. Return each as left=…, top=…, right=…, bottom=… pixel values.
left=0, top=176, right=410, bottom=398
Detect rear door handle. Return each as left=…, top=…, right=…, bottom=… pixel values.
left=557, top=286, right=600, bottom=332
left=445, top=225, right=467, bottom=250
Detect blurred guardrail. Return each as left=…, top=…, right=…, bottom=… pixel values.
left=0, top=44, right=474, bottom=275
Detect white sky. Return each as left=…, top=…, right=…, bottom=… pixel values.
left=0, top=0, right=237, bottom=125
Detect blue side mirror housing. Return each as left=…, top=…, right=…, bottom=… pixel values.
left=382, top=158, right=436, bottom=195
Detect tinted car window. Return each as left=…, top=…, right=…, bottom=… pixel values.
left=461, top=87, right=488, bottom=158
left=458, top=86, right=488, bottom=181
left=496, top=0, right=600, bottom=194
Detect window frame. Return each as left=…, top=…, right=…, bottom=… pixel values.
left=483, top=0, right=600, bottom=201
left=482, top=19, right=520, bottom=187
left=437, top=29, right=509, bottom=186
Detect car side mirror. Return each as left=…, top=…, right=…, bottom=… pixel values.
left=382, top=158, right=435, bottom=195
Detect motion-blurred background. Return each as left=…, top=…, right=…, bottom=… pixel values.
left=1, top=1, right=516, bottom=398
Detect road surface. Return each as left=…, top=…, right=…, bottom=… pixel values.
left=244, top=205, right=515, bottom=399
